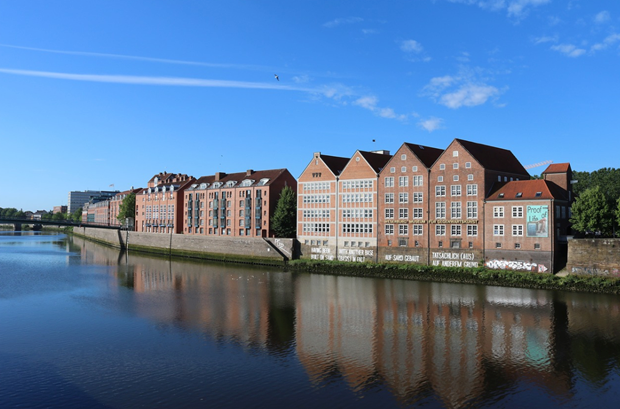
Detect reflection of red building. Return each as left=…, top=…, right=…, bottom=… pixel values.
left=295, top=275, right=572, bottom=407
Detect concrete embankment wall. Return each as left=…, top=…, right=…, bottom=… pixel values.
left=73, top=227, right=294, bottom=266
left=568, top=238, right=620, bottom=277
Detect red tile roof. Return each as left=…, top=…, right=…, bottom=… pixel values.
left=543, top=163, right=571, bottom=174
left=456, top=139, right=529, bottom=176
left=358, top=150, right=393, bottom=173
left=487, top=179, right=569, bottom=201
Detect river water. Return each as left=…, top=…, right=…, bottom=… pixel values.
left=1, top=232, right=620, bottom=408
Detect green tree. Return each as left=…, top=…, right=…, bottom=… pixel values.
left=570, top=186, right=612, bottom=236
left=271, top=186, right=297, bottom=238
left=71, top=207, right=82, bottom=222
left=52, top=212, right=66, bottom=221
left=117, top=193, right=136, bottom=223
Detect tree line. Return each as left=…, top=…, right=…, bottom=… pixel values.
left=570, top=168, right=620, bottom=237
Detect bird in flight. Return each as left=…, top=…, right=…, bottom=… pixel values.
left=274, top=74, right=279, bottom=81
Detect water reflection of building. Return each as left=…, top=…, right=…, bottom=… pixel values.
left=295, top=276, right=573, bottom=408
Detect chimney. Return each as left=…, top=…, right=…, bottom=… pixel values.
left=246, top=169, right=254, bottom=176
left=215, top=172, right=226, bottom=181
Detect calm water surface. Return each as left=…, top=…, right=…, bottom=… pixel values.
left=2, top=232, right=620, bottom=408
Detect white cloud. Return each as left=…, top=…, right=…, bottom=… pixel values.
left=594, top=11, right=610, bottom=24
left=422, top=68, right=504, bottom=109
left=591, top=33, right=620, bottom=52
left=401, top=40, right=423, bottom=53
left=440, top=84, right=500, bottom=108
left=362, top=29, right=378, bottom=35
left=533, top=35, right=558, bottom=44
left=292, top=74, right=310, bottom=84
left=446, top=0, right=550, bottom=19
left=353, top=95, right=408, bottom=121
left=550, top=43, right=586, bottom=57
left=418, top=117, right=444, bottom=132
left=0, top=68, right=317, bottom=91
left=323, top=17, right=363, bottom=28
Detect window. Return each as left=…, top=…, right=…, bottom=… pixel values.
left=436, top=225, right=446, bottom=236
left=496, top=242, right=502, bottom=248
left=385, top=193, right=394, bottom=203
left=512, top=206, right=523, bottom=218
left=493, top=206, right=504, bottom=218
left=401, top=154, right=407, bottom=160
left=399, top=176, right=408, bottom=187
left=534, top=243, right=541, bottom=249
left=451, top=225, right=461, bottom=236
left=385, top=224, right=394, bottom=235
left=398, top=238, right=408, bottom=247
left=413, top=208, right=423, bottom=219
left=385, top=208, right=394, bottom=219
left=465, top=162, right=471, bottom=168
left=399, top=208, right=408, bottom=219
left=413, top=175, right=423, bottom=186
left=451, top=185, right=462, bottom=196
left=413, top=225, right=423, bottom=235
left=515, top=243, right=521, bottom=249
left=399, top=224, right=408, bottom=235
left=453, top=175, right=459, bottom=181
left=467, top=225, right=478, bottom=236
left=468, top=174, right=473, bottom=181
left=438, top=241, right=443, bottom=248
left=413, top=192, right=423, bottom=203
left=399, top=192, right=408, bottom=203
left=494, top=224, right=504, bottom=236
left=451, top=202, right=462, bottom=219
left=466, top=184, right=477, bottom=196
left=512, top=225, right=523, bottom=236
left=412, top=166, right=418, bottom=172
left=438, top=176, right=444, bottom=182
left=436, top=202, right=446, bottom=219
left=467, top=201, right=477, bottom=219
left=385, top=177, right=394, bottom=187
left=453, top=150, right=458, bottom=157
left=453, top=163, right=459, bottom=169
left=390, top=167, right=395, bottom=173
left=436, top=186, right=446, bottom=197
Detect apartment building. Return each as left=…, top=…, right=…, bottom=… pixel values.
left=297, top=150, right=391, bottom=262
left=298, top=139, right=573, bottom=273
left=378, top=143, right=443, bottom=264
left=134, top=172, right=194, bottom=234
left=182, top=168, right=296, bottom=238
left=297, top=153, right=350, bottom=261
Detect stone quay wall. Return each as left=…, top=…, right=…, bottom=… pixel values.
left=567, top=238, right=620, bottom=277
left=73, top=227, right=294, bottom=265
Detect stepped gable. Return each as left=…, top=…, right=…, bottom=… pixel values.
left=358, top=150, right=393, bottom=174
left=457, top=139, right=529, bottom=176
left=320, top=154, right=350, bottom=176
left=487, top=179, right=569, bottom=201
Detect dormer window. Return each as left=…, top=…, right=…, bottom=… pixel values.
left=241, top=179, right=254, bottom=187
left=516, top=192, right=523, bottom=198
left=225, top=181, right=237, bottom=188
left=211, top=182, right=223, bottom=189
left=199, top=183, right=208, bottom=189
left=535, top=192, right=542, bottom=197
left=499, top=193, right=504, bottom=198
left=258, top=178, right=270, bottom=186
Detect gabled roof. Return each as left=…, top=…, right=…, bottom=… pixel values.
left=487, top=179, right=569, bottom=201
left=403, top=143, right=444, bottom=168
left=358, top=150, right=393, bottom=174
left=320, top=154, right=350, bottom=176
left=189, top=169, right=292, bottom=189
left=543, top=163, right=571, bottom=174
left=456, top=139, right=529, bottom=176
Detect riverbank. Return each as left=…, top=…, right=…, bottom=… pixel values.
left=287, top=259, right=620, bottom=295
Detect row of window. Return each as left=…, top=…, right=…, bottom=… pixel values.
left=435, top=184, right=478, bottom=197
left=434, top=202, right=478, bottom=219
left=385, top=192, right=424, bottom=204
left=341, top=180, right=373, bottom=190
left=302, top=209, right=330, bottom=219
left=302, top=223, right=331, bottom=233
left=302, top=182, right=330, bottom=191
left=341, top=223, right=374, bottom=234
left=385, top=208, right=424, bottom=219
left=385, top=224, right=479, bottom=237
left=493, top=224, right=525, bottom=236
left=302, top=195, right=330, bottom=204
left=493, top=206, right=523, bottom=218
left=342, top=193, right=373, bottom=203
left=384, top=176, right=424, bottom=187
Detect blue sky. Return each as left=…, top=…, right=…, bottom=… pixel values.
left=1, top=0, right=618, bottom=211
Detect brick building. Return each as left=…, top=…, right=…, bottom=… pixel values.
left=109, top=188, right=140, bottom=227
left=182, top=168, right=296, bottom=238
left=135, top=172, right=194, bottom=234
left=298, top=139, right=573, bottom=273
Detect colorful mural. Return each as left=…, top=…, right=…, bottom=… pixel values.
left=526, top=205, right=548, bottom=238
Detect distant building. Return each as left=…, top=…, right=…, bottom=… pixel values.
left=32, top=210, right=48, bottom=221
left=68, top=190, right=118, bottom=214
left=53, top=205, right=68, bottom=214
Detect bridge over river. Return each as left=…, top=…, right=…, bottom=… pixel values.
left=0, top=217, right=122, bottom=231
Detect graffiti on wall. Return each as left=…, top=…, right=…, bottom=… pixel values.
left=338, top=248, right=374, bottom=262
left=431, top=252, right=479, bottom=268
left=526, top=205, right=548, bottom=238
left=571, top=266, right=620, bottom=277
left=310, top=247, right=334, bottom=261
left=385, top=254, right=420, bottom=262
left=485, top=259, right=548, bottom=273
